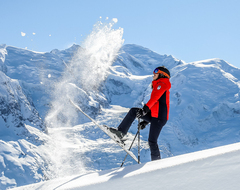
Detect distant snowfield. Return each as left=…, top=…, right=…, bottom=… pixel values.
left=12, top=142, right=240, bottom=190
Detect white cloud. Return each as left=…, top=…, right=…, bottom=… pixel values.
left=49, top=34, right=51, bottom=37
left=21, top=32, right=26, bottom=37
left=33, top=32, right=36, bottom=35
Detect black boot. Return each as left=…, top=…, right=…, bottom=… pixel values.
left=109, top=128, right=126, bottom=139
left=149, top=141, right=161, bottom=161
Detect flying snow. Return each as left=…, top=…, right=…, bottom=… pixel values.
left=44, top=18, right=124, bottom=178
left=112, top=18, right=118, bottom=23
left=21, top=32, right=26, bottom=37
left=69, top=19, right=124, bottom=91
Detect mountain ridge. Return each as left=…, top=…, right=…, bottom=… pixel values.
left=0, top=43, right=240, bottom=189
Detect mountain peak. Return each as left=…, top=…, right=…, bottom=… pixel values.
left=1, top=43, right=240, bottom=189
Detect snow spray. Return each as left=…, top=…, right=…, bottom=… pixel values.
left=44, top=18, right=124, bottom=177
left=70, top=18, right=124, bottom=91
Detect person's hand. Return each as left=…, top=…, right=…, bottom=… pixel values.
left=136, top=108, right=145, bottom=118
left=136, top=105, right=150, bottom=118
left=138, top=120, right=149, bottom=130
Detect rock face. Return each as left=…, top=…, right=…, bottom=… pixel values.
left=0, top=71, right=45, bottom=132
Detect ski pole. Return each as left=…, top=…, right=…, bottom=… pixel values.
left=120, top=129, right=139, bottom=167
left=138, top=118, right=140, bottom=164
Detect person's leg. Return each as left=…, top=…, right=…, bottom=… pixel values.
left=148, top=118, right=167, bottom=161
left=117, top=108, right=139, bottom=134
left=118, top=108, right=152, bottom=134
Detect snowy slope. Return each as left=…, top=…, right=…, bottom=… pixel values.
left=12, top=142, right=240, bottom=190
left=1, top=20, right=240, bottom=189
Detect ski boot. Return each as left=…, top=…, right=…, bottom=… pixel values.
left=109, top=128, right=126, bottom=140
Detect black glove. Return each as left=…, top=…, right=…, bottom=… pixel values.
left=136, top=105, right=150, bottom=118
left=138, top=120, right=149, bottom=130
left=136, top=108, right=145, bottom=118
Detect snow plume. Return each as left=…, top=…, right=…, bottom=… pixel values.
left=46, top=19, right=124, bottom=127
left=69, top=19, right=124, bottom=91
left=44, top=19, right=124, bottom=178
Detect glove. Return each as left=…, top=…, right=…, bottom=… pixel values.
left=136, top=105, right=150, bottom=118
left=136, top=108, right=145, bottom=118
left=138, top=120, right=149, bottom=130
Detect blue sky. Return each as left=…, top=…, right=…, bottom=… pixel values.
left=1, top=0, right=240, bottom=68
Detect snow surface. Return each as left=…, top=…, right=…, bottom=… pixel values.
left=12, top=142, right=240, bottom=190
left=0, top=19, right=240, bottom=189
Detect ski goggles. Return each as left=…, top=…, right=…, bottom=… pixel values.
left=153, top=68, right=170, bottom=78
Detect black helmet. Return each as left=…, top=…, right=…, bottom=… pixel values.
left=153, top=66, right=170, bottom=78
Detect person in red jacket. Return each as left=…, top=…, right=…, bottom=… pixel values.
left=110, top=66, right=171, bottom=161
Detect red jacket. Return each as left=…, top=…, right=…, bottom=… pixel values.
left=146, top=78, right=171, bottom=120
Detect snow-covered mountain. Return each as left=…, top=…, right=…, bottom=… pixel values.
left=1, top=22, right=240, bottom=189
left=11, top=142, right=240, bottom=190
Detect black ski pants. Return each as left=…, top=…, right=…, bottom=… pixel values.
left=118, top=108, right=167, bottom=161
